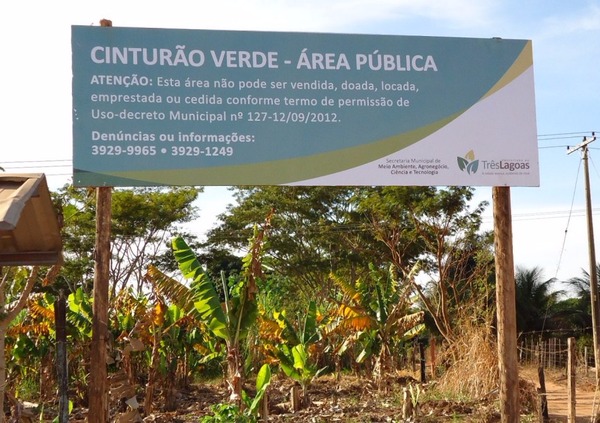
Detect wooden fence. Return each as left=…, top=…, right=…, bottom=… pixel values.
left=518, top=337, right=594, bottom=371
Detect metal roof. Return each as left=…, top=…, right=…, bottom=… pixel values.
left=0, top=173, right=63, bottom=265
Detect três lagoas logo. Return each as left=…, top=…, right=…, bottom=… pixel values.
left=457, top=150, right=479, bottom=175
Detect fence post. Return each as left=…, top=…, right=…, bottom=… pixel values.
left=567, top=337, right=576, bottom=423
left=411, top=341, right=416, bottom=373
left=542, top=339, right=546, bottom=368
left=55, top=291, right=68, bottom=423
left=430, top=337, right=436, bottom=379
left=419, top=341, right=426, bottom=383
left=537, top=366, right=549, bottom=421
left=519, top=341, right=523, bottom=363
left=531, top=338, right=534, bottom=364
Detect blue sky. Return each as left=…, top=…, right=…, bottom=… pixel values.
left=2, top=0, right=599, bottom=285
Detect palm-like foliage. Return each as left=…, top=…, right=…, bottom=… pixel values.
left=566, top=264, right=600, bottom=311
left=147, top=218, right=269, bottom=404
left=172, top=236, right=230, bottom=340
left=562, top=263, right=600, bottom=331
left=6, top=293, right=55, bottom=401
left=515, top=266, right=563, bottom=334
left=271, top=301, right=326, bottom=402
left=329, top=264, right=424, bottom=384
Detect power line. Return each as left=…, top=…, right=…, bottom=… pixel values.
left=7, top=163, right=71, bottom=169
left=1, top=159, right=70, bottom=164
left=538, top=131, right=599, bottom=141
left=481, top=208, right=600, bottom=224
left=555, top=156, right=583, bottom=279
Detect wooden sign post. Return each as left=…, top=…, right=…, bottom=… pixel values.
left=88, top=186, right=111, bottom=423
left=493, top=186, right=519, bottom=422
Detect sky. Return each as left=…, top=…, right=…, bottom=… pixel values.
left=2, top=0, right=599, bottom=288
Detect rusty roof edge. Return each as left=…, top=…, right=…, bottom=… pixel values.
left=0, top=174, right=46, bottom=230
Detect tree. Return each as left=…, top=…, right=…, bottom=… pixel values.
left=515, top=266, right=563, bottom=335
left=206, top=186, right=362, bottom=303
left=560, top=264, right=600, bottom=331
left=566, top=264, right=600, bottom=315
left=0, top=263, right=61, bottom=422
left=54, top=185, right=200, bottom=298
left=354, top=186, right=493, bottom=344
left=352, top=186, right=431, bottom=275
left=271, top=300, right=327, bottom=406
left=207, top=186, right=491, bottom=344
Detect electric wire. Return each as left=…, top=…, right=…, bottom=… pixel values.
left=590, top=152, right=600, bottom=182
left=538, top=138, right=593, bottom=334
left=554, top=156, right=582, bottom=279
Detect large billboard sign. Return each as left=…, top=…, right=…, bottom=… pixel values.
left=72, top=26, right=538, bottom=187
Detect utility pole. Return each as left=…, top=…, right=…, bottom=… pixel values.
left=568, top=132, right=598, bottom=383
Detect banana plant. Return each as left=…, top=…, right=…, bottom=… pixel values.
left=6, top=292, right=55, bottom=400
left=68, top=287, right=94, bottom=339
left=242, top=363, right=272, bottom=416
left=329, top=263, right=425, bottom=384
left=202, top=364, right=272, bottom=423
left=148, top=217, right=270, bottom=404
left=271, top=301, right=327, bottom=405
left=171, top=236, right=256, bottom=403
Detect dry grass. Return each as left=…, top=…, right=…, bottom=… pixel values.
left=432, top=325, right=540, bottom=415
left=437, top=325, right=499, bottom=399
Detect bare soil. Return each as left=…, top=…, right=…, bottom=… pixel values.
left=520, top=366, right=600, bottom=422
left=59, top=366, right=600, bottom=422
left=70, top=373, right=501, bottom=422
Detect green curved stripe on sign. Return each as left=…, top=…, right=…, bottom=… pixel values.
left=79, top=113, right=460, bottom=186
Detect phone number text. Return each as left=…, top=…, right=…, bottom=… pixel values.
left=91, top=145, right=235, bottom=157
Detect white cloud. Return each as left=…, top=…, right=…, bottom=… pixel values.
left=538, top=3, right=600, bottom=38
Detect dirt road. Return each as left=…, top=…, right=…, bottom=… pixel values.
left=521, top=367, right=599, bottom=422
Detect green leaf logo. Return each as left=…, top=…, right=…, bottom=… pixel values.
left=457, top=151, right=479, bottom=175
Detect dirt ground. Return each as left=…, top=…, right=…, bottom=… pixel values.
left=69, top=373, right=502, bottom=422
left=520, top=366, right=600, bottom=422
left=60, top=366, right=600, bottom=422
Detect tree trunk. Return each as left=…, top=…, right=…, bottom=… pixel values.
left=40, top=350, right=55, bottom=402
left=56, top=293, right=69, bottom=423
left=144, top=327, right=161, bottom=415
left=164, top=378, right=178, bottom=412
left=227, top=343, right=242, bottom=405
left=419, top=342, right=427, bottom=383
left=0, top=324, right=6, bottom=423
left=402, top=387, right=413, bottom=420
left=290, top=385, right=301, bottom=412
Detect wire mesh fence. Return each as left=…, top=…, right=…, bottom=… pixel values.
left=518, top=336, right=594, bottom=372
